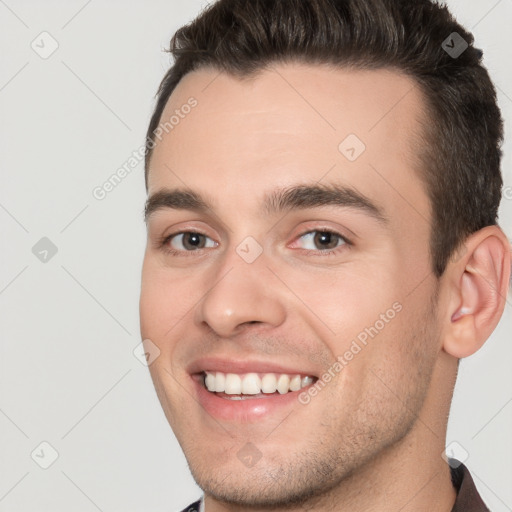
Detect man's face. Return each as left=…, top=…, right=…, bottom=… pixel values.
left=140, top=64, right=444, bottom=505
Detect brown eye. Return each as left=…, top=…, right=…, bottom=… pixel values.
left=169, top=232, right=216, bottom=251
left=297, top=230, right=347, bottom=251
left=313, top=231, right=340, bottom=250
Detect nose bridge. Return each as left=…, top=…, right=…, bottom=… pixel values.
left=194, top=242, right=285, bottom=336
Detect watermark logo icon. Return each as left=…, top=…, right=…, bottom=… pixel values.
left=31, top=32, right=59, bottom=60
left=32, top=237, right=58, bottom=263
left=338, top=134, right=366, bottom=162
left=133, top=339, right=161, bottom=366
left=236, top=236, right=263, bottom=264
left=442, top=32, right=468, bottom=59
left=237, top=442, right=262, bottom=468
left=31, top=441, right=59, bottom=469
left=442, top=441, right=469, bottom=469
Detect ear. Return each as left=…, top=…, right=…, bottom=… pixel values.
left=442, top=226, right=511, bottom=359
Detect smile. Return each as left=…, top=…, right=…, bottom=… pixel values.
left=203, top=371, right=316, bottom=399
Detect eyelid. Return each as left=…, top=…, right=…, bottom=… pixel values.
left=291, top=222, right=353, bottom=243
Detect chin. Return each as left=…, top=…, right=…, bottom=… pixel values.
left=185, top=445, right=357, bottom=508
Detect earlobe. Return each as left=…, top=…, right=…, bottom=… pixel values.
left=442, top=226, right=511, bottom=359
left=444, top=314, right=477, bottom=359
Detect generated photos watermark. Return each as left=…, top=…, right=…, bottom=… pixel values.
left=298, top=301, right=403, bottom=405
left=92, top=97, right=198, bottom=201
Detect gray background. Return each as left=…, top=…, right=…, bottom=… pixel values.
left=0, top=0, right=510, bottom=510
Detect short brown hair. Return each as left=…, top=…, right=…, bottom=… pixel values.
left=145, top=0, right=504, bottom=277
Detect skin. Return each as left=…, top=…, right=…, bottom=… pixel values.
left=139, top=63, right=510, bottom=511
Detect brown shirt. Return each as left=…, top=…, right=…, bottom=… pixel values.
left=180, top=462, right=489, bottom=511
left=450, top=462, right=489, bottom=511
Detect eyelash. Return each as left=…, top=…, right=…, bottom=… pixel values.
left=157, top=228, right=352, bottom=257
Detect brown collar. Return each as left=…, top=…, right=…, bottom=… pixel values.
left=450, top=462, right=489, bottom=511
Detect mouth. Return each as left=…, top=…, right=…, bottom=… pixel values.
left=190, top=365, right=318, bottom=422
left=202, top=371, right=316, bottom=400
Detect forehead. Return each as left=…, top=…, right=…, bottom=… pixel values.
left=147, top=63, right=430, bottom=227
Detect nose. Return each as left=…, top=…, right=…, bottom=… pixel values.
left=194, top=249, right=286, bottom=338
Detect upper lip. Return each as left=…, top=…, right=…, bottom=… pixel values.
left=187, top=357, right=319, bottom=377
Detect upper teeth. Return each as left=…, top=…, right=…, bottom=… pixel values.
left=204, top=371, right=314, bottom=395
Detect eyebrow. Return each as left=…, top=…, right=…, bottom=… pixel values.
left=144, top=183, right=388, bottom=225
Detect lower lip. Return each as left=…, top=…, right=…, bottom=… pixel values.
left=193, top=375, right=310, bottom=422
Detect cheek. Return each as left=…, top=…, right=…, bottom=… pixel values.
left=358, top=296, right=439, bottom=412
left=139, top=278, right=166, bottom=342
left=139, top=264, right=192, bottom=342
left=281, top=264, right=400, bottom=344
